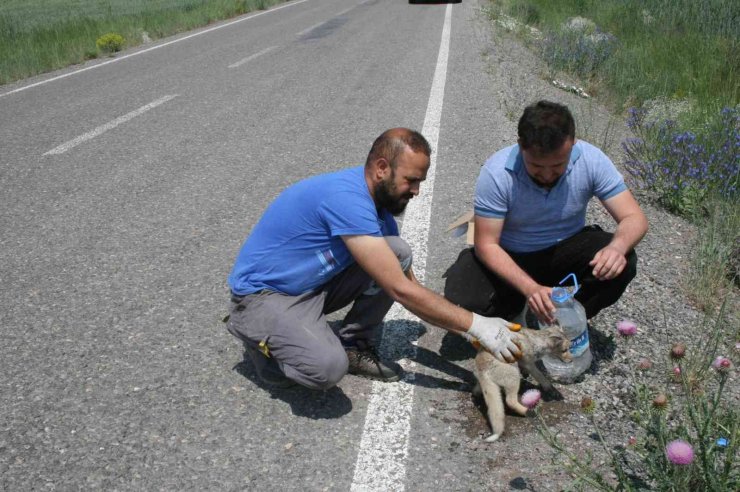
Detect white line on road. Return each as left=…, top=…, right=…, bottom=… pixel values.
left=43, top=95, right=178, bottom=156
left=296, top=19, right=329, bottom=37
left=350, top=4, right=452, bottom=491
left=0, top=0, right=310, bottom=99
left=295, top=5, right=355, bottom=36
left=228, top=45, right=279, bottom=68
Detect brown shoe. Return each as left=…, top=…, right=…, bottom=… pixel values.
left=345, top=344, right=402, bottom=382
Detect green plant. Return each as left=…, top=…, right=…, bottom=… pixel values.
left=688, top=198, right=740, bottom=309
left=532, top=305, right=738, bottom=490
left=0, top=1, right=292, bottom=85
left=622, top=107, right=739, bottom=217
left=95, top=32, right=124, bottom=53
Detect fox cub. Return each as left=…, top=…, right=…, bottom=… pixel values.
left=473, top=326, right=572, bottom=442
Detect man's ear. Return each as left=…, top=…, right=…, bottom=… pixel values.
left=374, top=157, right=391, bottom=180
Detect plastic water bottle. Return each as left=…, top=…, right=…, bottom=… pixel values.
left=540, top=273, right=592, bottom=383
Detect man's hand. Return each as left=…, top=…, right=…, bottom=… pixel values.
left=526, top=285, right=556, bottom=325
left=589, top=245, right=627, bottom=280
left=467, top=314, right=522, bottom=363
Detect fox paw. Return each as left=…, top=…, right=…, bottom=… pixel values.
left=484, top=433, right=501, bottom=443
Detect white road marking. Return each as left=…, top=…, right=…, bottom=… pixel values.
left=43, top=95, right=177, bottom=155
left=350, top=4, right=452, bottom=491
left=0, top=0, right=310, bottom=99
left=295, top=5, right=355, bottom=36
left=228, top=45, right=278, bottom=68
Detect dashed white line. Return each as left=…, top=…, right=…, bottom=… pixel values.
left=43, top=94, right=178, bottom=156
left=0, top=0, right=310, bottom=99
left=350, top=4, right=452, bottom=491
left=228, top=46, right=279, bottom=68
left=295, top=5, right=355, bottom=36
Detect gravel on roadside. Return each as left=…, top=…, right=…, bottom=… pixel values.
left=451, top=5, right=739, bottom=490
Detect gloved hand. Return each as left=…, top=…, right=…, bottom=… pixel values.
left=467, top=314, right=522, bottom=363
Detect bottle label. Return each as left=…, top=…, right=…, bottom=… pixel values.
left=570, top=330, right=590, bottom=357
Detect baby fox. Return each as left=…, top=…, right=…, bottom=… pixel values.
left=473, top=326, right=572, bottom=443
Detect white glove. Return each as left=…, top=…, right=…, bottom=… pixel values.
left=467, top=314, right=522, bottom=362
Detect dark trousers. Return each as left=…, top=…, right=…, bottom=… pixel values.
left=443, top=226, right=637, bottom=320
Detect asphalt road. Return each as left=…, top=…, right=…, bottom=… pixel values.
left=1, top=0, right=518, bottom=489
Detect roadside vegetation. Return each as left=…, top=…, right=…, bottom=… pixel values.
left=485, top=0, right=739, bottom=313
left=532, top=311, right=737, bottom=491
left=0, top=0, right=290, bottom=85
left=485, top=1, right=738, bottom=489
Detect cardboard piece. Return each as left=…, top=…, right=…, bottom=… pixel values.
left=445, top=209, right=475, bottom=245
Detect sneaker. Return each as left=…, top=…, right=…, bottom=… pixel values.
left=242, top=342, right=296, bottom=389
left=345, top=344, right=402, bottom=382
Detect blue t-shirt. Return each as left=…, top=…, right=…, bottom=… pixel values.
left=228, top=166, right=399, bottom=296
left=474, top=141, right=627, bottom=253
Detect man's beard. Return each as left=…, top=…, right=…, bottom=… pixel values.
left=529, top=174, right=560, bottom=189
left=375, top=177, right=412, bottom=216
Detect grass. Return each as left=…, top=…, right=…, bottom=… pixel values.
left=488, top=0, right=738, bottom=117
left=687, top=198, right=740, bottom=312
left=487, top=0, right=739, bottom=313
left=0, top=0, right=289, bottom=85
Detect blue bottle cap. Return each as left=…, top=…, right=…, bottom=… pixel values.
left=551, top=287, right=571, bottom=303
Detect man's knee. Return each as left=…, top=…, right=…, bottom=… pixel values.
left=283, top=348, right=349, bottom=390
left=617, top=250, right=638, bottom=286
left=385, top=236, right=413, bottom=272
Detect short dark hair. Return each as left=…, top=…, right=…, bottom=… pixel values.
left=365, top=128, right=431, bottom=168
left=518, top=101, right=575, bottom=153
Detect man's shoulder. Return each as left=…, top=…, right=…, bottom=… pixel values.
left=574, top=140, right=610, bottom=163
left=481, top=144, right=519, bottom=180
left=483, top=144, right=518, bottom=167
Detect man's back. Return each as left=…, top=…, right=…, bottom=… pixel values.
left=228, top=166, right=397, bottom=296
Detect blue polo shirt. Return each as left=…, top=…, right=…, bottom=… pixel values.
left=474, top=141, right=626, bottom=253
left=228, top=166, right=398, bottom=296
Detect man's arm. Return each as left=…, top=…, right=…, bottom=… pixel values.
left=592, top=190, right=648, bottom=279
left=344, top=235, right=471, bottom=331
left=473, top=216, right=556, bottom=324
left=342, top=234, right=522, bottom=361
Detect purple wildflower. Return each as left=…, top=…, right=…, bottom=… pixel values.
left=616, top=319, right=637, bottom=336
left=521, top=389, right=541, bottom=409
left=666, top=440, right=694, bottom=465
left=712, top=356, right=732, bottom=372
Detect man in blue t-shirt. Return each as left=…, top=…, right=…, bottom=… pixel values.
left=444, top=101, right=648, bottom=326
left=226, top=128, right=523, bottom=389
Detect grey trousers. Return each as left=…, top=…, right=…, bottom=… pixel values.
left=226, top=236, right=412, bottom=390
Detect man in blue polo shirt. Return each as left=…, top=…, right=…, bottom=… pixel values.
left=444, top=101, right=648, bottom=325
left=227, top=128, right=522, bottom=389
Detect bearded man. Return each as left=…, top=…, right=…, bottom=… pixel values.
left=226, top=128, right=521, bottom=390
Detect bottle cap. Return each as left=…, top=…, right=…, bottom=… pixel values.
left=551, top=287, right=571, bottom=303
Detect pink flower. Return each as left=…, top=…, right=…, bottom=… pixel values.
left=521, top=389, right=541, bottom=409
left=637, top=358, right=652, bottom=370
left=616, top=320, right=637, bottom=336
left=673, top=366, right=681, bottom=376
left=627, top=436, right=637, bottom=446
left=665, top=440, right=694, bottom=465
left=712, top=356, right=732, bottom=372
left=652, top=393, right=668, bottom=408
left=671, top=343, right=686, bottom=359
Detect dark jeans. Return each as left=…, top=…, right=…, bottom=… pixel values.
left=443, top=226, right=637, bottom=320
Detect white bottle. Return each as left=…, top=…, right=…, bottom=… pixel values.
left=540, top=274, right=592, bottom=383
